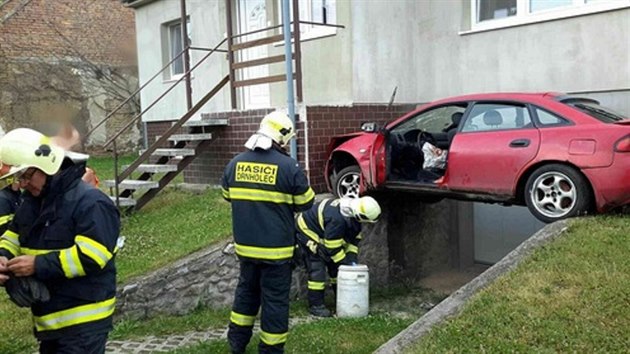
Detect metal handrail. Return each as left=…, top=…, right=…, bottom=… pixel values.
left=104, top=37, right=228, bottom=147
left=85, top=47, right=188, bottom=139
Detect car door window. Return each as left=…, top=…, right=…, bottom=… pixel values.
left=461, top=103, right=533, bottom=132
left=391, top=104, right=466, bottom=137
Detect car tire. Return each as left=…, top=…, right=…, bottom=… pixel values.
left=524, top=164, right=592, bottom=223
left=332, top=165, right=361, bottom=198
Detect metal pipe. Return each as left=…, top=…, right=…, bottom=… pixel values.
left=113, top=140, right=120, bottom=209
left=180, top=0, right=192, bottom=110
left=292, top=0, right=303, bottom=103
left=225, top=0, right=237, bottom=109
left=282, top=0, right=296, bottom=159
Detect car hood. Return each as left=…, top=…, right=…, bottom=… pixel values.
left=333, top=132, right=379, bottom=153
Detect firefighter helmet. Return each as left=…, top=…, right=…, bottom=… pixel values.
left=0, top=128, right=64, bottom=183
left=257, top=111, right=296, bottom=147
left=349, top=196, right=381, bottom=223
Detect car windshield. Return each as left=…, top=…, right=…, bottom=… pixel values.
left=565, top=100, right=626, bottom=123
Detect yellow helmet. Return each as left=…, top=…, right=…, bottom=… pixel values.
left=349, top=196, right=381, bottom=223
left=257, top=111, right=295, bottom=147
left=0, top=128, right=64, bottom=184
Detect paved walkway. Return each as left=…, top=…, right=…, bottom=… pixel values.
left=106, top=316, right=316, bottom=353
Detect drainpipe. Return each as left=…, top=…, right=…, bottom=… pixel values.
left=282, top=0, right=296, bottom=160
left=180, top=0, right=192, bottom=111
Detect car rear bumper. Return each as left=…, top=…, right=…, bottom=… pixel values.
left=583, top=153, right=630, bottom=212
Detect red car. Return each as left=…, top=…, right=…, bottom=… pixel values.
left=325, top=92, right=630, bottom=223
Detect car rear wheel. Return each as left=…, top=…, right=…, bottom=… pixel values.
left=525, top=164, right=592, bottom=223
left=332, top=165, right=361, bottom=198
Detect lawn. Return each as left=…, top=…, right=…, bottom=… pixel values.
left=408, top=215, right=630, bottom=353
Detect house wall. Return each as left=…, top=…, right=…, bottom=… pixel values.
left=132, top=0, right=231, bottom=123
left=350, top=2, right=630, bottom=112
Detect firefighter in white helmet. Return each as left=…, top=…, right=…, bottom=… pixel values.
left=295, top=196, right=381, bottom=317
left=222, top=111, right=314, bottom=353
left=0, top=128, right=120, bottom=353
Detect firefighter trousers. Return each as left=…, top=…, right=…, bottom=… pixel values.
left=228, top=260, right=292, bottom=354
left=303, top=250, right=339, bottom=307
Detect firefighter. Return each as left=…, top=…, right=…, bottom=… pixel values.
left=0, top=164, right=20, bottom=235
left=295, top=196, right=381, bottom=317
left=0, top=128, right=120, bottom=354
left=222, top=111, right=315, bottom=354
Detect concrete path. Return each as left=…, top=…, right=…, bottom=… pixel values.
left=106, top=316, right=316, bottom=353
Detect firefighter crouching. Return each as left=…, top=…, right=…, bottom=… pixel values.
left=296, top=196, right=381, bottom=317
left=0, top=128, right=121, bottom=353
left=222, top=111, right=315, bottom=353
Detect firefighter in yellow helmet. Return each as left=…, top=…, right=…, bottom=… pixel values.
left=0, top=128, right=120, bottom=353
left=222, top=111, right=315, bottom=353
left=295, top=196, right=381, bottom=317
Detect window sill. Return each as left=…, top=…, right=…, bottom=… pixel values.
left=162, top=74, right=195, bottom=84
left=460, top=1, right=630, bottom=35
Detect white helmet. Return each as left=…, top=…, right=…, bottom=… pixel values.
left=0, top=128, right=64, bottom=184
left=340, top=196, right=381, bottom=223
left=257, top=111, right=295, bottom=147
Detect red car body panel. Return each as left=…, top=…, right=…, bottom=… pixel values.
left=325, top=92, right=630, bottom=213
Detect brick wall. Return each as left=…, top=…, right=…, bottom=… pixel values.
left=147, top=104, right=416, bottom=193
left=0, top=0, right=136, bottom=65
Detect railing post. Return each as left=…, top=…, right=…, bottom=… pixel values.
left=225, top=0, right=237, bottom=109
left=113, top=140, right=120, bottom=209
left=180, top=0, right=192, bottom=110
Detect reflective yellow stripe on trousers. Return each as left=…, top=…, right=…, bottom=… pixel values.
left=234, top=243, right=293, bottom=260
left=34, top=297, right=116, bottom=332
left=260, top=330, right=289, bottom=346
left=230, top=311, right=255, bottom=327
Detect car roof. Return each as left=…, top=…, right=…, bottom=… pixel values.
left=427, top=92, right=563, bottom=105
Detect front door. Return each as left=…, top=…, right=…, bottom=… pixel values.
left=446, top=102, right=540, bottom=196
left=237, top=0, right=270, bottom=109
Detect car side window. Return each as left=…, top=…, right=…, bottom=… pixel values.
left=461, top=103, right=533, bottom=132
left=391, top=104, right=466, bottom=136
left=535, top=107, right=571, bottom=126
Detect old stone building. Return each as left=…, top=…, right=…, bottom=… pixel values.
left=0, top=0, right=139, bottom=151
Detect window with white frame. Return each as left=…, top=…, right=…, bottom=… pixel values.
left=166, top=18, right=191, bottom=78
left=277, top=0, right=337, bottom=39
left=469, top=0, right=630, bottom=32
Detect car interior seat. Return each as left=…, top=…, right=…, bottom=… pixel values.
left=446, top=112, right=463, bottom=145
left=483, top=110, right=503, bottom=129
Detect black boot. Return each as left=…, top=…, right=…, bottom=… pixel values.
left=309, top=304, right=332, bottom=317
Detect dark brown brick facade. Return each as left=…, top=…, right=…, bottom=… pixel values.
left=147, top=104, right=416, bottom=193
left=0, top=0, right=136, bottom=65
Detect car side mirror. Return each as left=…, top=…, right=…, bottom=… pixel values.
left=361, top=122, right=377, bottom=132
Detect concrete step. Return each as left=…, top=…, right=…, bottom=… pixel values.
left=168, top=133, right=213, bottom=142
left=123, top=164, right=178, bottom=173
left=144, top=148, right=196, bottom=157
left=108, top=196, right=137, bottom=207
left=102, top=179, right=159, bottom=190
left=186, top=118, right=229, bottom=127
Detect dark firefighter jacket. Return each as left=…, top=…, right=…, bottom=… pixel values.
left=296, top=198, right=362, bottom=264
left=0, top=159, right=120, bottom=340
left=0, top=187, right=20, bottom=235
left=221, top=145, right=315, bottom=262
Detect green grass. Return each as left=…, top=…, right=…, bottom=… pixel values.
left=0, top=186, right=233, bottom=354
left=87, top=154, right=136, bottom=181
left=408, top=215, right=630, bottom=353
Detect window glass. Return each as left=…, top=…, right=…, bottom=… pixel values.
left=530, top=0, right=572, bottom=12
left=168, top=19, right=191, bottom=77
left=477, top=0, right=517, bottom=22
left=278, top=0, right=336, bottom=36
left=391, top=105, right=466, bottom=137
left=461, top=103, right=532, bottom=132
left=535, top=108, right=570, bottom=126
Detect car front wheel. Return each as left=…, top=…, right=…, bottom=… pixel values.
left=524, top=164, right=592, bottom=223
left=332, top=165, right=361, bottom=198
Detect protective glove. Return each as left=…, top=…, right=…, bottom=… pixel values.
left=5, top=275, right=50, bottom=308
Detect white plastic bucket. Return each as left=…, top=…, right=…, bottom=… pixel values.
left=336, top=264, right=369, bottom=318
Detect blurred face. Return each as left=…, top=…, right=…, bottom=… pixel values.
left=18, top=168, right=47, bottom=196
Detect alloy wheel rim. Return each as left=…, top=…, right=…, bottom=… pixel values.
left=338, top=172, right=360, bottom=198
left=530, top=171, right=577, bottom=218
